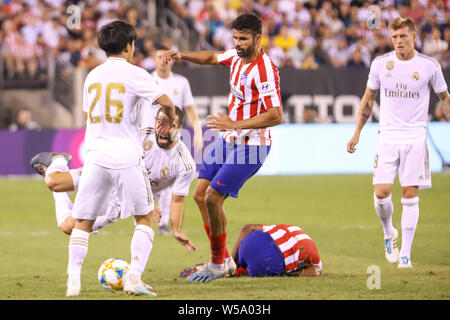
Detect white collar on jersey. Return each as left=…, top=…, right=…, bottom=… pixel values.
left=107, top=57, right=127, bottom=62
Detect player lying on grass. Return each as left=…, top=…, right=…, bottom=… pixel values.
left=30, top=107, right=196, bottom=252
left=181, top=223, right=322, bottom=279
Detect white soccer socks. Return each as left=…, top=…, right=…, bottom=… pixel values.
left=374, top=193, right=396, bottom=238
left=129, top=224, right=155, bottom=281
left=53, top=192, right=73, bottom=228
left=399, top=197, right=419, bottom=267
left=67, top=228, right=90, bottom=296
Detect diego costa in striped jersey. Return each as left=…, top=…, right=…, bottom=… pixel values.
left=163, top=13, right=283, bottom=283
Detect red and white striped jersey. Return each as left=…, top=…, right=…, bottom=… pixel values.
left=217, top=49, right=282, bottom=146
left=262, top=224, right=321, bottom=273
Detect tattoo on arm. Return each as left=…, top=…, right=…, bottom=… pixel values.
left=437, top=91, right=450, bottom=121
left=358, top=90, right=375, bottom=128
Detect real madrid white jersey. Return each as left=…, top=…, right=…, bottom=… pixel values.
left=217, top=48, right=282, bottom=146
left=367, top=50, right=447, bottom=144
left=140, top=132, right=196, bottom=196
left=139, top=71, right=195, bottom=129
left=82, top=57, right=164, bottom=168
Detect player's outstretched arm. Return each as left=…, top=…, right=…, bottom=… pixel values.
left=170, top=194, right=196, bottom=251
left=437, top=90, right=450, bottom=121
left=155, top=94, right=176, bottom=124
left=207, top=107, right=282, bottom=131
left=185, top=105, right=204, bottom=152
left=162, top=50, right=220, bottom=65
left=347, top=87, right=377, bottom=153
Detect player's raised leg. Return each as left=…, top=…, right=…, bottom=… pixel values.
left=398, top=186, right=419, bottom=268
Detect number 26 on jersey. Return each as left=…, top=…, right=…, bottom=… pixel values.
left=88, top=82, right=125, bottom=124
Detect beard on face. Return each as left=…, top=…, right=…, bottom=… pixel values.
left=156, top=132, right=172, bottom=149
left=236, top=40, right=255, bottom=57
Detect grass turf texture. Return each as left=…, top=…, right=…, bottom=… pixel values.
left=0, top=173, right=449, bottom=300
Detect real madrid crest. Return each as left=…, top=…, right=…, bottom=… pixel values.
left=160, top=166, right=169, bottom=177
left=386, top=61, right=394, bottom=70
left=143, top=139, right=153, bottom=151
left=412, top=71, right=420, bottom=81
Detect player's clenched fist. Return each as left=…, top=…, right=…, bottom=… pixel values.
left=347, top=135, right=359, bottom=153
left=162, top=50, right=181, bottom=64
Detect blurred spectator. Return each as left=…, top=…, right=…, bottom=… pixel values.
left=423, top=26, right=448, bottom=67
left=267, top=37, right=287, bottom=67
left=0, top=0, right=449, bottom=76
left=407, top=0, right=425, bottom=23
left=346, top=47, right=366, bottom=68
left=274, top=24, right=297, bottom=52
left=301, top=52, right=319, bottom=70
left=285, top=40, right=308, bottom=70
left=96, top=9, right=118, bottom=32
left=213, top=16, right=234, bottom=50
left=329, top=37, right=351, bottom=68
left=9, top=108, right=41, bottom=131
left=289, top=0, right=312, bottom=27
left=288, top=18, right=303, bottom=43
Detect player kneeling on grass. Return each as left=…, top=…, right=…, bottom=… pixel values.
left=30, top=107, right=196, bottom=252
left=182, top=224, right=322, bottom=279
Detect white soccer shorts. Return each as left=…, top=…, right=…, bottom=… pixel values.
left=372, top=140, right=431, bottom=190
left=72, top=160, right=154, bottom=220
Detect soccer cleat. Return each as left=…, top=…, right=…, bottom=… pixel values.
left=30, top=152, right=72, bottom=176
left=384, top=228, right=399, bottom=264
left=225, top=257, right=237, bottom=277
left=398, top=256, right=412, bottom=268
left=187, top=262, right=229, bottom=283
left=123, top=276, right=157, bottom=296
left=158, top=224, right=171, bottom=236
left=65, top=277, right=81, bottom=297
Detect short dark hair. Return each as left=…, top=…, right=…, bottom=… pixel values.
left=98, top=20, right=137, bottom=56
left=157, top=106, right=184, bottom=127
left=230, top=13, right=262, bottom=36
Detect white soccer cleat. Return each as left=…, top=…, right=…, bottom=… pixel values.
left=123, top=274, right=157, bottom=296
left=65, top=277, right=81, bottom=297
left=398, top=256, right=412, bottom=268
left=225, top=258, right=237, bottom=277
left=187, top=261, right=229, bottom=283
left=384, top=228, right=399, bottom=264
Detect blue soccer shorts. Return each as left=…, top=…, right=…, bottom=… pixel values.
left=238, top=230, right=285, bottom=277
left=198, top=137, right=271, bottom=198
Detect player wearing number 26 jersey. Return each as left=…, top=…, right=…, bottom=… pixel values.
left=66, top=21, right=175, bottom=297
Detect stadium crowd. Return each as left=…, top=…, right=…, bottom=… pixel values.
left=0, top=0, right=449, bottom=79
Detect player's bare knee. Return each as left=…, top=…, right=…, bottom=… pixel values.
left=374, top=188, right=391, bottom=199
left=44, top=173, right=59, bottom=191
left=193, top=188, right=205, bottom=204
left=59, top=219, right=75, bottom=235
left=204, top=189, right=222, bottom=209
left=401, top=187, right=418, bottom=199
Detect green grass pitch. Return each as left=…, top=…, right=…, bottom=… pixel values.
left=1, top=173, right=449, bottom=300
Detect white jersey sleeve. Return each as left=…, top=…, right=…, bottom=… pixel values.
left=430, top=62, right=448, bottom=94
left=171, top=143, right=196, bottom=196
left=128, top=67, right=165, bottom=102
left=367, top=56, right=383, bottom=90
left=172, top=166, right=196, bottom=197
